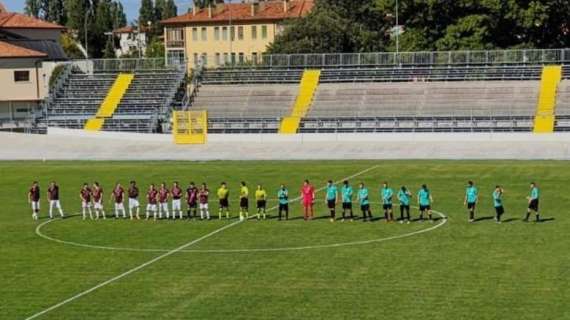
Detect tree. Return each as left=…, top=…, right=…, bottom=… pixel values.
left=145, top=38, right=165, bottom=58
left=268, top=0, right=388, bottom=54
left=193, top=0, right=223, bottom=10
left=103, top=36, right=116, bottom=58
left=24, top=0, right=41, bottom=17
left=163, top=0, right=178, bottom=19
left=139, top=0, right=155, bottom=28
left=110, top=1, right=127, bottom=29
left=44, top=0, right=66, bottom=25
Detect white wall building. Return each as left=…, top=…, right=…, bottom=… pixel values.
left=112, top=26, right=147, bottom=57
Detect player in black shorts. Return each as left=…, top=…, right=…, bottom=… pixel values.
left=524, top=182, right=540, bottom=222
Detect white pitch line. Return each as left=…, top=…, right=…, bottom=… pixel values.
left=27, top=164, right=380, bottom=319
left=36, top=207, right=447, bottom=254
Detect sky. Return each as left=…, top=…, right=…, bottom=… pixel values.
left=2, top=0, right=193, bottom=23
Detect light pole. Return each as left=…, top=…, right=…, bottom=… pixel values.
left=84, top=10, right=90, bottom=58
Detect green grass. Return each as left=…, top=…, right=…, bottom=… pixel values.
left=1, top=161, right=568, bottom=320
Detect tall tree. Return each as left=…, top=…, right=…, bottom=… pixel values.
left=45, top=0, right=66, bottom=25
left=103, top=35, right=116, bottom=58
left=163, top=0, right=178, bottom=19
left=24, top=0, right=41, bottom=17
left=139, top=0, right=155, bottom=28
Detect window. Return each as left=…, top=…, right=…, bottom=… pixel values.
left=252, top=52, right=258, bottom=64
left=214, top=27, right=220, bottom=41
left=230, top=26, right=235, bottom=41
left=238, top=52, right=244, bottom=64
left=251, top=26, right=257, bottom=40
left=167, top=50, right=185, bottom=65
left=193, top=53, right=198, bottom=65
left=201, top=53, right=207, bottom=65
left=14, top=71, right=30, bottom=82
left=192, top=28, right=198, bottom=41
left=215, top=53, right=221, bottom=66
left=231, top=52, right=236, bottom=64
left=201, top=27, right=207, bottom=41
left=237, top=26, right=244, bottom=40
left=223, top=53, right=229, bottom=64
left=261, top=25, right=268, bottom=39
left=222, top=27, right=228, bottom=41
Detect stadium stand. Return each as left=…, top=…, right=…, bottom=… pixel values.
left=197, top=64, right=554, bottom=133
left=46, top=64, right=187, bottom=133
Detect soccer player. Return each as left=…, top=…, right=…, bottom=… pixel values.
left=186, top=182, right=198, bottom=219
left=111, top=183, right=126, bottom=219
left=397, top=186, right=412, bottom=224
left=255, top=184, right=268, bottom=220
left=198, top=183, right=210, bottom=220
left=158, top=183, right=170, bottom=219
left=171, top=181, right=184, bottom=219
left=341, top=180, right=354, bottom=222
left=47, top=181, right=65, bottom=219
left=28, top=181, right=40, bottom=220
left=464, top=180, right=479, bottom=223
left=217, top=182, right=230, bottom=220
left=325, top=180, right=338, bottom=222
left=381, top=182, right=394, bottom=222
left=239, top=181, right=249, bottom=221
left=493, top=185, right=505, bottom=224
left=128, top=181, right=140, bottom=220
left=418, top=184, right=433, bottom=222
left=357, top=182, right=372, bottom=222
left=524, top=182, right=540, bottom=222
left=277, top=184, right=289, bottom=220
left=145, top=184, right=159, bottom=220
left=92, top=182, right=106, bottom=219
left=300, top=180, right=315, bottom=221
left=80, top=183, right=93, bottom=220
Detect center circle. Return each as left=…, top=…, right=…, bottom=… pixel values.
left=35, top=205, right=448, bottom=253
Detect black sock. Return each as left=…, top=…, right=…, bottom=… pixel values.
left=536, top=214, right=540, bottom=221
left=525, top=212, right=530, bottom=220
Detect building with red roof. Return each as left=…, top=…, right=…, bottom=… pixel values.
left=0, top=1, right=67, bottom=132
left=161, top=0, right=314, bottom=67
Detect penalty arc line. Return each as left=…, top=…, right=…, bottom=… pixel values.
left=26, top=164, right=380, bottom=319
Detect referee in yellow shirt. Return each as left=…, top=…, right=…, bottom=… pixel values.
left=217, top=182, right=230, bottom=220
left=239, top=181, right=249, bottom=221
left=255, top=185, right=268, bottom=220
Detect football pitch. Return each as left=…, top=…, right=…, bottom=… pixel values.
left=1, top=160, right=568, bottom=320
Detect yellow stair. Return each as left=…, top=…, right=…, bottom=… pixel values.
left=533, top=66, right=562, bottom=133
left=84, top=73, right=134, bottom=131
left=279, top=69, right=321, bottom=134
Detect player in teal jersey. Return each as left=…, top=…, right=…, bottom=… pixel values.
left=277, top=184, right=289, bottom=220
left=524, top=182, right=540, bottom=222
left=464, top=181, right=479, bottom=223
left=341, top=180, right=354, bottom=221
left=325, top=180, right=338, bottom=222
left=381, top=182, right=394, bottom=222
left=417, top=184, right=433, bottom=222
left=397, top=186, right=412, bottom=224
left=357, top=182, right=372, bottom=222
left=493, top=185, right=505, bottom=223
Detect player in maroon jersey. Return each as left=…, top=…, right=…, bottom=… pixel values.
left=47, top=181, right=65, bottom=219
left=28, top=181, right=41, bottom=220
left=171, top=181, right=183, bottom=219
left=92, top=182, right=106, bottom=219
left=80, top=183, right=93, bottom=220
left=145, top=184, right=159, bottom=220
left=158, top=183, right=170, bottom=219
left=186, top=182, right=198, bottom=219
left=111, top=183, right=126, bottom=219
left=128, top=181, right=140, bottom=220
left=198, top=183, right=210, bottom=220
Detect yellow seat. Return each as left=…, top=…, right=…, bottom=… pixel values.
left=84, top=73, right=134, bottom=131
left=279, top=70, right=321, bottom=134
left=533, top=66, right=562, bottom=133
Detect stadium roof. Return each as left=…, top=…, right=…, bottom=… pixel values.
left=0, top=40, right=46, bottom=58
left=0, top=12, right=65, bottom=30
left=162, top=0, right=314, bottom=25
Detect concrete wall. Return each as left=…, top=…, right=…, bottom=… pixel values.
left=0, top=100, right=39, bottom=120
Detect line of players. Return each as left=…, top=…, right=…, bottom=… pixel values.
left=27, top=179, right=542, bottom=223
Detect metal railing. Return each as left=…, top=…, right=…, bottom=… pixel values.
left=67, top=58, right=186, bottom=73
left=195, top=48, right=570, bottom=69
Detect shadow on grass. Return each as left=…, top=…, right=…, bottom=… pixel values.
left=474, top=216, right=495, bottom=222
